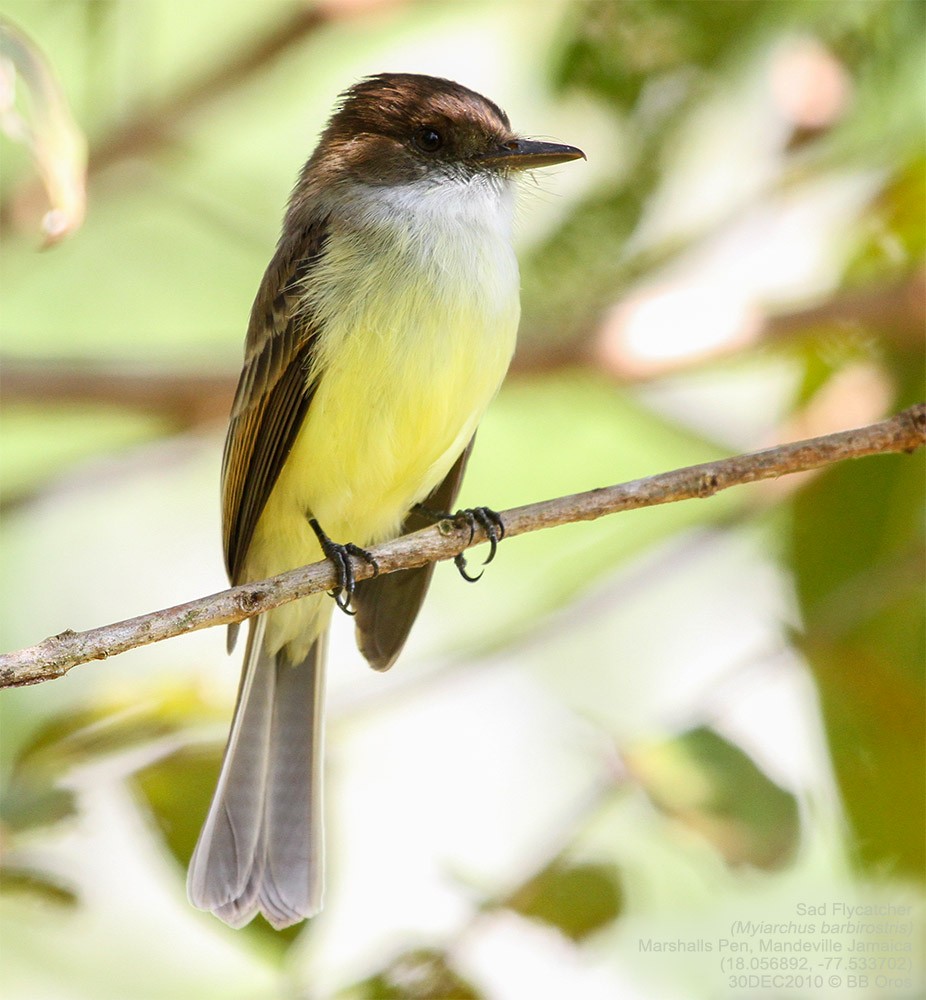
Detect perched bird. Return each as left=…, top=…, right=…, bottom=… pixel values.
left=187, top=72, right=584, bottom=928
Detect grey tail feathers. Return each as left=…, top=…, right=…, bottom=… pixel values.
left=187, top=615, right=327, bottom=929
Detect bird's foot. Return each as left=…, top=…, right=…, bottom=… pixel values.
left=308, top=518, right=379, bottom=614
left=414, top=504, right=505, bottom=583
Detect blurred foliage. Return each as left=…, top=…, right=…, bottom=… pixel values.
left=521, top=0, right=925, bottom=347
left=524, top=0, right=925, bottom=893
left=501, top=859, right=623, bottom=941
left=133, top=744, right=221, bottom=876
left=0, top=0, right=924, bottom=997
left=846, top=156, right=926, bottom=285
left=0, top=864, right=77, bottom=907
left=793, top=449, right=925, bottom=877
left=625, top=726, right=800, bottom=870
left=132, top=743, right=305, bottom=952
left=553, top=0, right=767, bottom=104
left=1, top=689, right=202, bottom=904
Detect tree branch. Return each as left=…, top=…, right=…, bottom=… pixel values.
left=0, top=355, right=235, bottom=428
left=1, top=405, right=922, bottom=688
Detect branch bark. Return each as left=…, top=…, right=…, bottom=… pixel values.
left=1, top=405, right=922, bottom=688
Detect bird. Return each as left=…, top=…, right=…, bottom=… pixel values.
left=187, top=72, right=584, bottom=929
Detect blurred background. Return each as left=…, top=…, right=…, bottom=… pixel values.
left=0, top=1, right=923, bottom=998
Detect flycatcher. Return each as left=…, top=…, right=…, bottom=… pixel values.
left=188, top=73, right=584, bottom=929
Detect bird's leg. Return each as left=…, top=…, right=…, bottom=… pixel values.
left=412, top=504, right=506, bottom=583
left=308, top=518, right=379, bottom=614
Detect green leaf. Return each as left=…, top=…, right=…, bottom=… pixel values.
left=552, top=0, right=770, bottom=108
left=625, top=726, right=800, bottom=870
left=15, top=701, right=183, bottom=770
left=503, top=860, right=623, bottom=941
left=790, top=420, right=925, bottom=877
left=131, top=743, right=306, bottom=951
left=131, top=745, right=222, bottom=871
left=0, top=777, right=75, bottom=833
left=845, top=157, right=926, bottom=286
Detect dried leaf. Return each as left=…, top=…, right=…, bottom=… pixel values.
left=0, top=19, right=87, bottom=244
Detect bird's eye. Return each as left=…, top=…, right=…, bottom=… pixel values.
left=414, top=127, right=443, bottom=153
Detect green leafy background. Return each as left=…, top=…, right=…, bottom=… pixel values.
left=1, top=1, right=923, bottom=998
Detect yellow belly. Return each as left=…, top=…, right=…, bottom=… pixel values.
left=245, top=204, right=520, bottom=659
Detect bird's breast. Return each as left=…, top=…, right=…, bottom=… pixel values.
left=246, top=183, right=520, bottom=590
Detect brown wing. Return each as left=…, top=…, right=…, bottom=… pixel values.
left=352, top=437, right=476, bottom=671
left=222, top=218, right=328, bottom=586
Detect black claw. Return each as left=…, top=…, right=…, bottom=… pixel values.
left=469, top=507, right=504, bottom=565
left=455, top=507, right=504, bottom=567
left=412, top=504, right=506, bottom=584
left=450, top=506, right=504, bottom=580
left=308, top=518, right=378, bottom=615
left=337, top=547, right=356, bottom=613
left=454, top=551, right=484, bottom=583
left=345, top=542, right=379, bottom=577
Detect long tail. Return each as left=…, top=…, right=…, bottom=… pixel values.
left=187, top=615, right=327, bottom=928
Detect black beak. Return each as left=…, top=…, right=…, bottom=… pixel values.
left=477, top=138, right=586, bottom=170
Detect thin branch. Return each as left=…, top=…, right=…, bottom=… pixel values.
left=84, top=7, right=328, bottom=176
left=0, top=355, right=234, bottom=428
left=764, top=268, right=926, bottom=348
left=1, top=405, right=922, bottom=688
